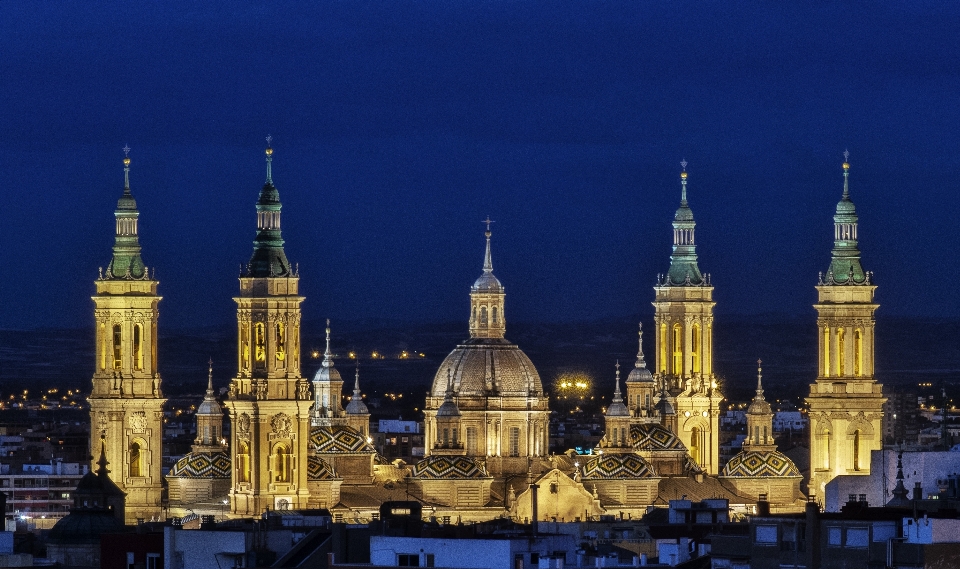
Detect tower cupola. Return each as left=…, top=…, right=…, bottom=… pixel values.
left=823, top=151, right=869, bottom=284
left=665, top=160, right=704, bottom=286
left=744, top=359, right=774, bottom=450
left=246, top=136, right=292, bottom=278
left=105, top=146, right=148, bottom=280
left=469, top=218, right=506, bottom=339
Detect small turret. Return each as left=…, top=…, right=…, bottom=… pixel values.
left=469, top=218, right=506, bottom=339
left=823, top=151, right=869, bottom=285
left=311, top=320, right=344, bottom=426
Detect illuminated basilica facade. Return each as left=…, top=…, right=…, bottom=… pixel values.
left=88, top=148, right=878, bottom=521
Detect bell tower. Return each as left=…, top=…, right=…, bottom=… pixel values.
left=807, top=154, right=884, bottom=497
left=88, top=147, right=165, bottom=523
left=226, top=139, right=312, bottom=516
left=652, top=161, right=723, bottom=474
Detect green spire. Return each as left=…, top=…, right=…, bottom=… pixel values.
left=105, top=146, right=148, bottom=280
left=823, top=152, right=869, bottom=285
left=664, top=160, right=705, bottom=286
left=246, top=136, right=292, bottom=278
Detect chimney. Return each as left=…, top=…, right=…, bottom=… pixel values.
left=756, top=493, right=770, bottom=516
left=913, top=481, right=923, bottom=501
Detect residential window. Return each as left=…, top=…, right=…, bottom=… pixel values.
left=398, top=554, right=419, bottom=567
left=755, top=525, right=777, bottom=544
left=827, top=527, right=841, bottom=546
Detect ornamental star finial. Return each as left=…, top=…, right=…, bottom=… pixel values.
left=680, top=158, right=688, bottom=171
left=482, top=216, right=494, bottom=232
left=843, top=149, right=849, bottom=162
left=266, top=134, right=273, bottom=148
left=123, top=144, right=131, bottom=157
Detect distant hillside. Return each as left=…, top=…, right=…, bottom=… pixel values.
left=1, top=316, right=958, bottom=407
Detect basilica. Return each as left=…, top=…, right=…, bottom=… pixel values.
left=90, top=145, right=882, bottom=523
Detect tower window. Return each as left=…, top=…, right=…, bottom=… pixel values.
left=853, top=430, right=861, bottom=471
left=237, top=442, right=250, bottom=483
left=854, top=329, right=863, bottom=376
left=113, top=324, right=122, bottom=370
left=241, top=323, right=250, bottom=371
left=659, top=323, right=667, bottom=373
left=691, top=324, right=701, bottom=374
left=837, top=328, right=846, bottom=376
left=133, top=324, right=143, bottom=371
left=672, top=324, right=682, bottom=376
left=509, top=427, right=520, bottom=457
left=130, top=440, right=145, bottom=477
left=255, top=323, right=266, bottom=365
left=100, top=323, right=107, bottom=371
left=276, top=322, right=286, bottom=366
left=273, top=444, right=291, bottom=483
left=823, top=327, right=830, bottom=377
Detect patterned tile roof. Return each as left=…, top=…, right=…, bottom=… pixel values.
left=310, top=425, right=375, bottom=454
left=721, top=450, right=801, bottom=478
left=169, top=451, right=231, bottom=478
left=582, top=453, right=658, bottom=479
left=630, top=423, right=687, bottom=451
left=307, top=456, right=340, bottom=480
left=412, top=456, right=490, bottom=479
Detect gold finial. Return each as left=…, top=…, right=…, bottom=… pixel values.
left=482, top=216, right=494, bottom=237
left=265, top=134, right=274, bottom=156
left=843, top=149, right=850, bottom=170
left=680, top=158, right=688, bottom=179
left=123, top=144, right=131, bottom=166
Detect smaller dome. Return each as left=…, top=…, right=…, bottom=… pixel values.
left=313, top=363, right=342, bottom=384
left=721, top=450, right=801, bottom=478
left=747, top=397, right=771, bottom=416
left=117, top=192, right=138, bottom=211
left=627, top=367, right=653, bottom=383
left=835, top=197, right=857, bottom=216
left=345, top=396, right=369, bottom=415
left=436, top=398, right=461, bottom=417
left=472, top=272, right=503, bottom=292
left=674, top=205, right=694, bottom=222
left=656, top=395, right=675, bottom=417
left=307, top=456, right=340, bottom=481
left=583, top=453, right=658, bottom=479
left=169, top=451, right=231, bottom=478
left=48, top=509, right=125, bottom=544
left=412, top=456, right=489, bottom=479
left=606, top=400, right=629, bottom=417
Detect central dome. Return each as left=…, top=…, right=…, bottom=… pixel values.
left=431, top=339, right=543, bottom=397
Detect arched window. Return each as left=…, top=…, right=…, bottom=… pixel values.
left=509, top=427, right=520, bottom=457
left=754, top=426, right=760, bottom=445
left=276, top=322, right=286, bottom=366
left=492, top=306, right=498, bottom=323
left=99, top=323, right=107, bottom=370
left=672, top=324, right=683, bottom=375
left=691, top=324, right=701, bottom=374
left=237, top=442, right=250, bottom=483
left=854, top=329, right=863, bottom=376
left=241, top=323, right=250, bottom=371
left=690, top=427, right=701, bottom=465
left=442, top=428, right=450, bottom=446
left=480, top=306, right=488, bottom=325
left=823, top=327, right=830, bottom=377
left=659, top=323, right=667, bottom=373
left=837, top=328, right=845, bottom=376
left=255, top=323, right=266, bottom=365
left=113, top=324, right=122, bottom=370
left=452, top=428, right=458, bottom=445
left=129, top=440, right=144, bottom=477
left=273, top=444, right=291, bottom=483
left=853, top=430, right=861, bottom=471
left=644, top=394, right=650, bottom=410
left=820, top=429, right=831, bottom=470
left=133, top=324, right=143, bottom=371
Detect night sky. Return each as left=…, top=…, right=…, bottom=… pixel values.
left=2, top=2, right=959, bottom=331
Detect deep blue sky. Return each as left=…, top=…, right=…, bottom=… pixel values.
left=2, top=1, right=959, bottom=330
